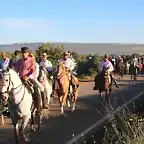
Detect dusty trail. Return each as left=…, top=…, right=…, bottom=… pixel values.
left=0, top=76, right=144, bottom=144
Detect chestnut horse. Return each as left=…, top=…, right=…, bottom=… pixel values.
left=56, top=62, right=79, bottom=115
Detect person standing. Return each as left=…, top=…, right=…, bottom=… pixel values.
left=9, top=50, right=21, bottom=70
left=1, top=52, right=10, bottom=70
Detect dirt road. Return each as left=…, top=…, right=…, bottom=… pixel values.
left=0, top=76, right=144, bottom=144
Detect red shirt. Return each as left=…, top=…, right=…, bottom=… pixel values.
left=15, top=57, right=36, bottom=78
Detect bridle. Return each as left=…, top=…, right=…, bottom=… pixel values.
left=0, top=71, right=25, bottom=108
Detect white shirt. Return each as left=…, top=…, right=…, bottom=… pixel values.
left=112, top=58, right=115, bottom=62
left=1, top=58, right=10, bottom=70
left=58, top=58, right=75, bottom=71
left=39, top=60, right=53, bottom=71
left=99, top=60, right=114, bottom=72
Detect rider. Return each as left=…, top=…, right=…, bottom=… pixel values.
left=39, top=53, right=53, bottom=78
left=15, top=47, right=48, bottom=112
left=53, top=52, right=77, bottom=90
left=9, top=50, right=21, bottom=70
left=93, top=54, right=119, bottom=90
left=0, top=52, right=10, bottom=70
left=68, top=51, right=77, bottom=75
left=111, top=56, right=116, bottom=67
left=58, top=52, right=75, bottom=76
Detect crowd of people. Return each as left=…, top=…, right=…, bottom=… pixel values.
left=109, top=55, right=144, bottom=75
left=0, top=47, right=77, bottom=112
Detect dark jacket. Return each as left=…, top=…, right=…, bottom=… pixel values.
left=9, top=55, right=21, bottom=70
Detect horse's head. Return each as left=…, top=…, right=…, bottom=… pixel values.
left=57, top=62, right=67, bottom=77
left=0, top=68, right=22, bottom=106
left=0, top=67, right=11, bottom=106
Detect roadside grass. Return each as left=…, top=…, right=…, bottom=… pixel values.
left=76, top=95, right=144, bottom=144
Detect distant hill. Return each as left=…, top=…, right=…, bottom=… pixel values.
left=0, top=42, right=144, bottom=55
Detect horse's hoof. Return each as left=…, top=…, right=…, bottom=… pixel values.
left=67, top=101, right=71, bottom=108
left=72, top=106, right=75, bottom=112
left=60, top=114, right=64, bottom=117
left=30, top=126, right=36, bottom=132
left=21, top=134, right=29, bottom=143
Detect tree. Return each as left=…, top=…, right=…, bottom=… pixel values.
left=36, top=42, right=64, bottom=66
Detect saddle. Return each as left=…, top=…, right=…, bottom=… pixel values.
left=95, top=70, right=111, bottom=90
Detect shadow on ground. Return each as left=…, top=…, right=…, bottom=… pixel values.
left=0, top=79, right=144, bottom=144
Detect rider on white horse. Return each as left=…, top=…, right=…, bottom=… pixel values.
left=15, top=47, right=48, bottom=112
left=39, top=53, right=53, bottom=79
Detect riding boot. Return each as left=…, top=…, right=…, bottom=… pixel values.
left=35, top=90, right=42, bottom=114
left=41, top=91, right=49, bottom=109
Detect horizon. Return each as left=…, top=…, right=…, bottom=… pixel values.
left=0, top=0, right=144, bottom=44
left=1, top=42, right=144, bottom=45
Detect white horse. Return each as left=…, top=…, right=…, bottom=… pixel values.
left=0, top=68, right=41, bottom=143
left=38, top=66, right=53, bottom=106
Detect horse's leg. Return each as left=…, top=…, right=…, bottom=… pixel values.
left=59, top=95, right=64, bottom=115
left=61, top=91, right=68, bottom=115
left=14, top=123, right=19, bottom=144
left=67, top=86, right=71, bottom=108
left=99, top=90, right=105, bottom=107
left=0, top=114, right=4, bottom=125
left=11, top=116, right=19, bottom=144
left=72, top=88, right=78, bottom=112
left=30, top=103, right=36, bottom=132
left=45, top=85, right=52, bottom=105
left=19, top=115, right=31, bottom=142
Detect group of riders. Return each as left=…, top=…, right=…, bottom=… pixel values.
left=0, top=47, right=77, bottom=114
left=0, top=47, right=141, bottom=113
left=93, top=54, right=141, bottom=91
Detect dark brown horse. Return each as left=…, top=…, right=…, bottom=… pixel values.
left=95, top=68, right=112, bottom=107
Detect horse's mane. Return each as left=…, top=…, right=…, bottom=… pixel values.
left=59, top=62, right=65, bottom=70
left=9, top=68, right=21, bottom=81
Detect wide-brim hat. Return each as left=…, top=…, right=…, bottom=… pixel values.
left=63, top=52, right=70, bottom=56
left=21, top=47, right=30, bottom=53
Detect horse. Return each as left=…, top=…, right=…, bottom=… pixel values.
left=114, top=61, right=125, bottom=79
left=38, top=66, right=53, bottom=106
left=95, top=68, right=112, bottom=107
left=56, top=62, right=79, bottom=115
left=0, top=68, right=46, bottom=143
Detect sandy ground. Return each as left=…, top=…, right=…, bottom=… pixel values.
left=0, top=75, right=144, bottom=144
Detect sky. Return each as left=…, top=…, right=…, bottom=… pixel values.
left=0, top=0, right=144, bottom=44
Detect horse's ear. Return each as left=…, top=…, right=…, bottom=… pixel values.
left=7, top=67, right=10, bottom=71
left=3, top=67, right=9, bottom=73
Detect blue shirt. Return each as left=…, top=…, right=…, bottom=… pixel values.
left=1, top=58, right=10, bottom=70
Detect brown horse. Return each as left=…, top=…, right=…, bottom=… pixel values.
left=56, top=62, right=79, bottom=115
left=95, top=68, right=112, bottom=107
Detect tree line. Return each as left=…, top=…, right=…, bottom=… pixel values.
left=0, top=43, right=143, bottom=79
